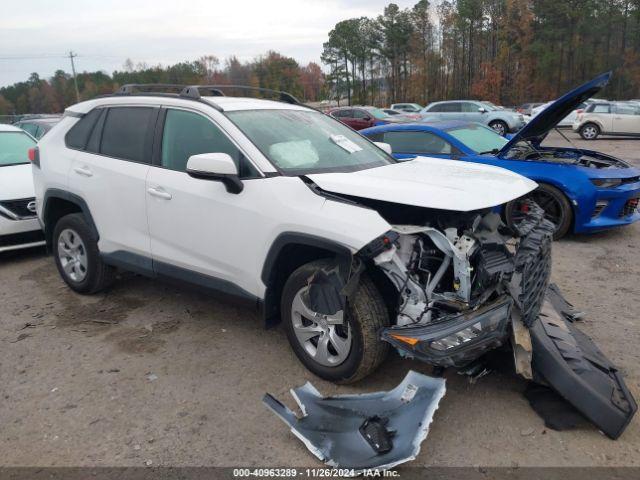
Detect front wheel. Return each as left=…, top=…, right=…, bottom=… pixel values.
left=489, top=120, right=508, bottom=136
left=579, top=123, right=600, bottom=140
left=281, top=259, right=389, bottom=383
left=505, top=183, right=573, bottom=240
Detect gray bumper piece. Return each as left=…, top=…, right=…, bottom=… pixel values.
left=263, top=371, right=446, bottom=472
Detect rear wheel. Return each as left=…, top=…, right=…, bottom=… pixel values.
left=489, top=120, right=508, bottom=136
left=52, top=213, right=115, bottom=294
left=282, top=259, right=389, bottom=383
left=505, top=183, right=573, bottom=240
left=579, top=123, right=600, bottom=140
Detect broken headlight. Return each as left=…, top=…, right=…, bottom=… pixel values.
left=381, top=297, right=512, bottom=367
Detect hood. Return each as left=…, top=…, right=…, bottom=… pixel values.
left=307, top=156, right=537, bottom=212
left=500, top=71, right=611, bottom=153
left=0, top=163, right=36, bottom=201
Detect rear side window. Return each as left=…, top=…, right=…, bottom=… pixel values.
left=160, top=109, right=259, bottom=178
left=100, top=107, right=156, bottom=163
left=428, top=103, right=459, bottom=113
left=333, top=109, right=352, bottom=118
left=590, top=104, right=610, bottom=114
left=383, top=131, right=452, bottom=155
left=65, top=109, right=102, bottom=149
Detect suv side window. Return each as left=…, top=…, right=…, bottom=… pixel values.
left=591, top=104, right=611, bottom=114
left=383, top=131, right=453, bottom=155
left=65, top=108, right=102, bottom=149
left=161, top=109, right=259, bottom=178
left=100, top=107, right=156, bottom=163
left=427, top=103, right=445, bottom=112
left=461, top=102, right=479, bottom=113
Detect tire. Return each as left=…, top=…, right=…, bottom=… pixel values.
left=282, top=259, right=389, bottom=384
left=52, top=213, right=115, bottom=294
left=505, top=183, right=573, bottom=240
left=489, top=120, right=508, bottom=136
left=579, top=123, right=600, bottom=140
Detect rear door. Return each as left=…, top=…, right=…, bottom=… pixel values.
left=68, top=106, right=157, bottom=259
left=589, top=104, right=613, bottom=132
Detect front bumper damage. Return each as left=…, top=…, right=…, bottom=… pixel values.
left=263, top=371, right=446, bottom=472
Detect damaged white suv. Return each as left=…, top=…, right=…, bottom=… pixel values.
left=32, top=85, right=636, bottom=438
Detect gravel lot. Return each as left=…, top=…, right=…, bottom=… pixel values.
left=1, top=131, right=639, bottom=468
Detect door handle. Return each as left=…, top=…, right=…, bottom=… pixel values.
left=147, top=186, right=172, bottom=200
left=73, top=166, right=93, bottom=177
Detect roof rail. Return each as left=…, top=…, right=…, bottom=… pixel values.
left=111, top=83, right=304, bottom=111
left=179, top=85, right=301, bottom=105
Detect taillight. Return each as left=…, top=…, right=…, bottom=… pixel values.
left=28, top=147, right=40, bottom=167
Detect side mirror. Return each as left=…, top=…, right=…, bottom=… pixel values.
left=478, top=107, right=487, bottom=113
left=186, top=153, right=243, bottom=194
left=374, top=142, right=392, bottom=155
left=363, top=116, right=372, bottom=122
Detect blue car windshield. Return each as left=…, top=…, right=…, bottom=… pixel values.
left=447, top=124, right=508, bottom=154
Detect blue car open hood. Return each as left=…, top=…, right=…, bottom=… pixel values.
left=500, top=72, right=611, bottom=154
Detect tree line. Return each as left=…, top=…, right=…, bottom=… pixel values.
left=3, top=0, right=640, bottom=115
left=0, top=52, right=324, bottom=115
left=322, top=0, right=640, bottom=106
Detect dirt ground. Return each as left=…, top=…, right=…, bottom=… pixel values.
left=1, top=131, right=639, bottom=468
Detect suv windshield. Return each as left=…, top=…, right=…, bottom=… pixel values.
left=0, top=131, right=36, bottom=166
left=226, top=109, right=394, bottom=175
left=447, top=124, right=508, bottom=153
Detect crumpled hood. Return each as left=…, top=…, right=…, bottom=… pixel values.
left=0, top=164, right=36, bottom=201
left=307, top=156, right=537, bottom=212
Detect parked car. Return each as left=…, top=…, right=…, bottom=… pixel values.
left=362, top=72, right=640, bottom=239
left=419, top=100, right=525, bottom=136
left=573, top=101, right=640, bottom=140
left=31, top=84, right=636, bottom=437
left=530, top=98, right=601, bottom=127
left=390, top=103, right=422, bottom=113
left=516, top=103, right=544, bottom=115
left=0, top=124, right=46, bottom=252
left=14, top=115, right=62, bottom=139
left=328, top=106, right=408, bottom=130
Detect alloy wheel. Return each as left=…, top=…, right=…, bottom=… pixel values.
left=490, top=122, right=506, bottom=136
left=582, top=126, right=597, bottom=139
left=57, top=228, right=88, bottom=282
left=291, top=287, right=352, bottom=367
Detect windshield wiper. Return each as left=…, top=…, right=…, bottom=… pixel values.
left=478, top=148, right=500, bottom=155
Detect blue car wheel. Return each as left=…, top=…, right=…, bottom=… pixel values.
left=505, top=183, right=573, bottom=240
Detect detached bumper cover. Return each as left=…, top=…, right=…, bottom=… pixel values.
left=263, top=371, right=446, bottom=471
left=530, top=297, right=637, bottom=439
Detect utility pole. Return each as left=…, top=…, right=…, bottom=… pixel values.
left=68, top=51, right=80, bottom=103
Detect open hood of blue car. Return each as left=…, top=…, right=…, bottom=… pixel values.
left=500, top=71, right=611, bottom=154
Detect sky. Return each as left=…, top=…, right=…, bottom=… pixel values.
left=0, top=0, right=423, bottom=87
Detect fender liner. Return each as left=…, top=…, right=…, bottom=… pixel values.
left=260, top=233, right=353, bottom=326
left=42, top=189, right=99, bottom=246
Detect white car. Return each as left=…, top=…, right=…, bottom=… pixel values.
left=530, top=99, right=599, bottom=127
left=34, top=85, right=555, bottom=384
left=0, top=124, right=45, bottom=252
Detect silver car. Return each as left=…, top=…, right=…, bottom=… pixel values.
left=420, top=100, right=525, bottom=135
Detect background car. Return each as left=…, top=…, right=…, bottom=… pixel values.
left=419, top=100, right=525, bottom=136
left=328, top=106, right=408, bottom=130
left=573, top=102, right=640, bottom=140
left=0, top=124, right=45, bottom=252
left=13, top=115, right=62, bottom=139
left=361, top=73, right=640, bottom=240
left=390, top=102, right=423, bottom=113
left=517, top=102, right=544, bottom=115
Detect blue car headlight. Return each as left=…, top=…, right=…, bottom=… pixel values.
left=591, top=178, right=622, bottom=188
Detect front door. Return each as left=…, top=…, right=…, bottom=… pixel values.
left=145, top=107, right=264, bottom=294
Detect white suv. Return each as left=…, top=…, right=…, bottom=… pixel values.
left=33, top=85, right=551, bottom=383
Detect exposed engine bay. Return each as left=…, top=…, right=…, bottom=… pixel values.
left=503, top=143, right=630, bottom=169
left=358, top=200, right=553, bottom=368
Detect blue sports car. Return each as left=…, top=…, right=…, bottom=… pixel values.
left=361, top=72, right=640, bottom=239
